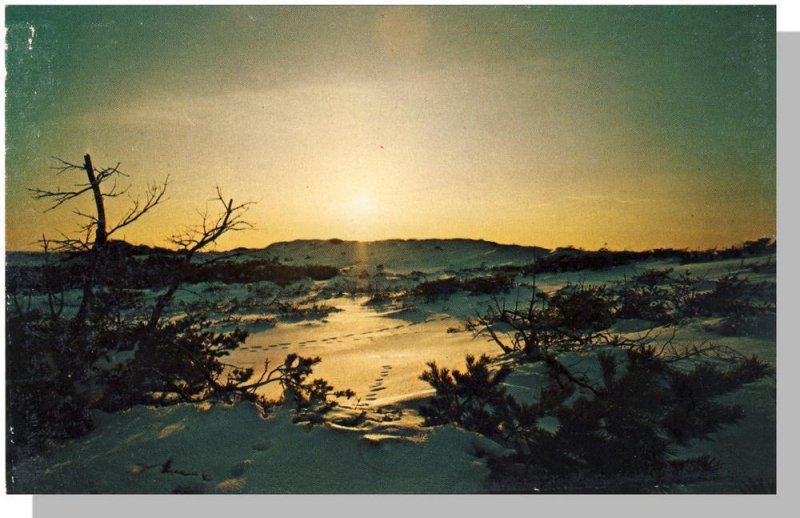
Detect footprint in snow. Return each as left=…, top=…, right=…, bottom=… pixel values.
left=366, top=364, right=394, bottom=399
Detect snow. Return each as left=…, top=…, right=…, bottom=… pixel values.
left=232, top=297, right=499, bottom=405
left=12, top=403, right=490, bottom=494
left=7, top=242, right=776, bottom=493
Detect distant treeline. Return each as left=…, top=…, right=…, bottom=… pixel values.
left=493, top=238, right=775, bottom=275
left=6, top=254, right=339, bottom=293
left=6, top=237, right=774, bottom=293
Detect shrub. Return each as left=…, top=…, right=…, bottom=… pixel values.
left=527, top=249, right=643, bottom=274
left=462, top=272, right=516, bottom=295
left=6, top=312, right=94, bottom=456
left=420, top=341, right=771, bottom=493
left=414, top=277, right=462, bottom=301
left=5, top=257, right=340, bottom=293
left=96, top=315, right=250, bottom=410
left=689, top=274, right=767, bottom=316
left=667, top=270, right=706, bottom=317
left=547, top=283, right=615, bottom=339
left=674, top=273, right=773, bottom=334
left=468, top=283, right=615, bottom=359
left=449, top=276, right=773, bottom=492
left=6, top=154, right=349, bottom=470
left=614, top=268, right=674, bottom=323
left=419, top=355, right=512, bottom=436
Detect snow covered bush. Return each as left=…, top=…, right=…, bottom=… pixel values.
left=432, top=278, right=775, bottom=492
left=6, top=311, right=95, bottom=455
left=419, top=355, right=512, bottom=436
left=461, top=272, right=516, bottom=295
left=467, top=283, right=615, bottom=360
left=95, top=315, right=250, bottom=410
left=412, top=272, right=515, bottom=302
left=546, top=283, right=615, bottom=340
left=414, top=277, right=462, bottom=301
left=419, top=337, right=771, bottom=492
left=614, top=268, right=674, bottom=323
left=685, top=273, right=770, bottom=318
left=666, top=271, right=774, bottom=335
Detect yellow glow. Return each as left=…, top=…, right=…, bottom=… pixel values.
left=3, top=7, right=775, bottom=252
left=348, top=193, right=377, bottom=217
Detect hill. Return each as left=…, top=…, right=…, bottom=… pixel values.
left=239, top=238, right=550, bottom=274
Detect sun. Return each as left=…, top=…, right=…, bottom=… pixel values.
left=348, top=193, right=377, bottom=216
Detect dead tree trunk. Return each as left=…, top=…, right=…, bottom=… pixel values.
left=83, top=154, right=108, bottom=247
left=69, top=154, right=109, bottom=337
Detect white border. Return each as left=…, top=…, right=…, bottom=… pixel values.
left=2, top=2, right=796, bottom=517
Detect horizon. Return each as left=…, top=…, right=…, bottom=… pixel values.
left=4, top=234, right=776, bottom=255
left=5, top=6, right=776, bottom=252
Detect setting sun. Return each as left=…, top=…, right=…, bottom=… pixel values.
left=348, top=193, right=377, bottom=216
left=4, top=6, right=775, bottom=251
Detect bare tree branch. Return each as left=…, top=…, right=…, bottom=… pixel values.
left=29, top=185, right=96, bottom=212
left=168, top=187, right=254, bottom=257
left=147, top=188, right=254, bottom=331
left=107, top=176, right=169, bottom=238
left=49, top=156, right=84, bottom=173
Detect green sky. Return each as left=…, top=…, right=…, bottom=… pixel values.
left=5, top=6, right=776, bottom=251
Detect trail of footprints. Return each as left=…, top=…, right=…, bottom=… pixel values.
left=365, top=365, right=393, bottom=402
left=156, top=315, right=448, bottom=490
left=240, top=316, right=450, bottom=352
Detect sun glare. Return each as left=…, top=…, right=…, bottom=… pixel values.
left=349, top=193, right=377, bottom=216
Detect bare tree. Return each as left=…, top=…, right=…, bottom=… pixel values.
left=29, top=154, right=168, bottom=336
left=145, top=187, right=253, bottom=331
left=30, top=154, right=255, bottom=358
left=14, top=153, right=352, bottom=453
left=29, top=155, right=168, bottom=251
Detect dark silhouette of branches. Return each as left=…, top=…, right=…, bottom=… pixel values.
left=9, top=152, right=351, bottom=464
left=51, top=156, right=161, bottom=336
left=107, top=177, right=168, bottom=238
left=145, top=188, right=253, bottom=331
left=169, top=187, right=254, bottom=257
left=30, top=155, right=166, bottom=251
left=422, top=320, right=772, bottom=492
left=39, top=235, right=65, bottom=320
left=28, top=157, right=125, bottom=211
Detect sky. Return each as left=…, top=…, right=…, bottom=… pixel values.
left=4, top=5, right=776, bottom=251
